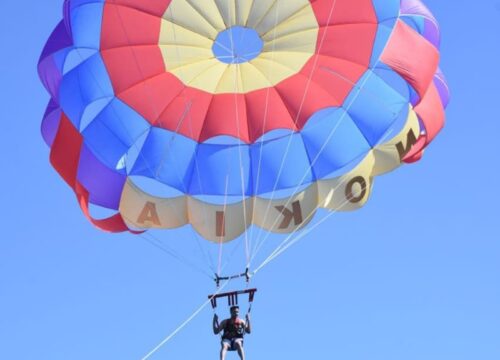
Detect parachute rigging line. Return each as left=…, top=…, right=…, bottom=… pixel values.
left=250, top=112, right=400, bottom=270
left=138, top=231, right=214, bottom=280
left=111, top=4, right=219, bottom=274
left=225, top=0, right=252, bottom=268
left=250, top=6, right=403, bottom=265
left=66, top=16, right=216, bottom=277
left=249, top=84, right=403, bottom=266
left=141, top=279, right=231, bottom=360
left=250, top=116, right=397, bottom=275
left=249, top=0, right=282, bottom=248
left=217, top=175, right=231, bottom=278
left=251, top=0, right=339, bottom=252
left=39, top=1, right=449, bottom=356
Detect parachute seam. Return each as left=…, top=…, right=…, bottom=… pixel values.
left=111, top=2, right=218, bottom=273
left=163, top=4, right=219, bottom=266
left=180, top=0, right=221, bottom=35
left=252, top=116, right=402, bottom=272
left=248, top=1, right=283, bottom=250
left=251, top=0, right=340, bottom=250
left=250, top=6, right=404, bottom=264
left=226, top=1, right=252, bottom=266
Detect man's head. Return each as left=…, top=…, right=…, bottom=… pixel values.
left=230, top=305, right=240, bottom=318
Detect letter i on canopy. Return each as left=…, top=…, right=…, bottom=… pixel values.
left=216, top=211, right=226, bottom=237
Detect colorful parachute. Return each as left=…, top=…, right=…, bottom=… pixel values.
left=39, top=0, right=449, bottom=242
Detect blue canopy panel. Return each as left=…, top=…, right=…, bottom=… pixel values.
left=372, top=64, right=411, bottom=100
left=369, top=0, right=400, bottom=67
left=372, top=0, right=401, bottom=23
left=250, top=133, right=314, bottom=195
left=130, top=127, right=197, bottom=192
left=121, top=66, right=412, bottom=198
left=82, top=98, right=150, bottom=173
left=188, top=142, right=252, bottom=196
left=342, top=69, right=409, bottom=147
left=370, top=20, right=397, bottom=67
left=59, top=0, right=414, bottom=201
left=402, top=15, right=425, bottom=35
left=59, top=53, right=114, bottom=128
left=62, top=48, right=99, bottom=75
left=300, top=107, right=371, bottom=179
left=66, top=0, right=105, bottom=50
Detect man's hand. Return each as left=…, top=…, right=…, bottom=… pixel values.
left=245, top=313, right=252, bottom=334
left=213, top=314, right=220, bottom=335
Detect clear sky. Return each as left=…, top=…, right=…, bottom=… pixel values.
left=1, top=1, right=499, bottom=359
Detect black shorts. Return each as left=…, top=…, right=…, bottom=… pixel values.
left=221, top=338, right=243, bottom=351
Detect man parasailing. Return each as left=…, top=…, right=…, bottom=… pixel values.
left=213, top=305, right=251, bottom=360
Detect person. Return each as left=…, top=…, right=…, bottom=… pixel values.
left=213, top=305, right=251, bottom=360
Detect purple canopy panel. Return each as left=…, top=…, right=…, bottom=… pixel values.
left=77, top=145, right=126, bottom=210
left=434, top=68, right=450, bottom=107
left=41, top=101, right=62, bottom=147
left=401, top=0, right=440, bottom=47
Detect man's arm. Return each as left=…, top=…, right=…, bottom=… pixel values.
left=245, top=314, right=252, bottom=334
left=213, top=315, right=225, bottom=335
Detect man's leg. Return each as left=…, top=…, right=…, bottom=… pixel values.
left=220, top=342, right=230, bottom=360
left=234, top=340, right=245, bottom=360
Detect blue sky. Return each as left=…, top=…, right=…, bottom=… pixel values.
left=1, top=1, right=499, bottom=359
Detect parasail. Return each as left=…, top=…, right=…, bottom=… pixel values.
left=39, top=0, right=449, bottom=245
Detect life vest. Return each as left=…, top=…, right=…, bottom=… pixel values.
left=222, top=318, right=245, bottom=340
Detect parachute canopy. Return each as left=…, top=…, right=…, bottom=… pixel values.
left=39, top=0, right=449, bottom=242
